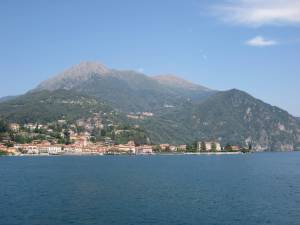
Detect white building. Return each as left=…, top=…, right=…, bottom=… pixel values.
left=197, top=141, right=222, bottom=152
left=136, top=145, right=153, bottom=154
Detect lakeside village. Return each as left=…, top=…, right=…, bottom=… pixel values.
left=0, top=118, right=251, bottom=156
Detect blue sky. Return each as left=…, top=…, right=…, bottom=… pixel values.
left=0, top=0, right=300, bottom=115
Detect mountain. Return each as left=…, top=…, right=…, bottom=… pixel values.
left=0, top=96, right=17, bottom=103
left=0, top=90, right=117, bottom=123
left=139, top=89, right=300, bottom=150
left=1, top=61, right=299, bottom=151
left=153, top=74, right=210, bottom=91
left=297, top=117, right=300, bottom=122
left=33, top=62, right=215, bottom=112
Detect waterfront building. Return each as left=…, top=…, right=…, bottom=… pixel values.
left=117, top=141, right=136, bottom=154
left=177, top=145, right=187, bottom=151
left=197, top=141, right=222, bottom=152
left=159, top=144, right=170, bottom=151
left=136, top=145, right=153, bottom=154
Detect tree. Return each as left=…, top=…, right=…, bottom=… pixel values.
left=5, top=141, right=14, bottom=148
left=63, top=130, right=71, bottom=145
left=211, top=142, right=217, bottom=152
left=187, top=142, right=197, bottom=152
left=248, top=143, right=252, bottom=150
left=111, top=130, right=116, bottom=141
left=200, top=141, right=206, bottom=152
left=225, top=144, right=232, bottom=152
left=0, top=120, right=8, bottom=133
left=153, top=145, right=161, bottom=153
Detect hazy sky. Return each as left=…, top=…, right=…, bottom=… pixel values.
left=0, top=0, right=299, bottom=115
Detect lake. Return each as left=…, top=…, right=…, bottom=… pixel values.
left=1, top=153, right=300, bottom=225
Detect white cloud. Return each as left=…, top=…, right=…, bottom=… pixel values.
left=213, top=0, right=300, bottom=26
left=246, top=36, right=278, bottom=47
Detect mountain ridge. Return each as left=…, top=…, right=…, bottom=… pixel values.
left=0, top=61, right=299, bottom=151
left=33, top=62, right=216, bottom=112
left=152, top=74, right=212, bottom=92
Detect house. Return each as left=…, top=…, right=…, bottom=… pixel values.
left=9, top=123, right=20, bottom=132
left=37, top=143, right=62, bottom=155
left=37, top=141, right=52, bottom=154
left=197, top=141, right=222, bottom=152
left=169, top=145, right=177, bottom=152
left=177, top=145, right=187, bottom=151
left=230, top=146, right=241, bottom=151
left=0, top=147, right=18, bottom=155
left=117, top=141, right=136, bottom=154
left=159, top=144, right=170, bottom=151
left=104, top=137, right=114, bottom=146
left=64, top=144, right=83, bottom=153
left=16, top=144, right=39, bottom=154
left=6, top=147, right=18, bottom=155
left=24, top=123, right=36, bottom=131
left=47, top=145, right=63, bottom=155
left=70, top=135, right=88, bottom=147
left=0, top=144, right=6, bottom=151
left=57, top=120, right=66, bottom=125
left=142, top=112, right=154, bottom=117
left=136, top=145, right=153, bottom=154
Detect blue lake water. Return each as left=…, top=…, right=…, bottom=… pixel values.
left=1, top=153, right=300, bottom=225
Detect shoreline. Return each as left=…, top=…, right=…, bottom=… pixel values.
left=1, top=151, right=246, bottom=157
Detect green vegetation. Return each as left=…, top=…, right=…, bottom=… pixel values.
left=200, top=141, right=206, bottom=152
left=0, top=90, right=115, bottom=123
left=0, top=73, right=299, bottom=150
left=186, top=142, right=197, bottom=152
left=211, top=142, right=217, bottom=152
left=0, top=150, right=8, bottom=156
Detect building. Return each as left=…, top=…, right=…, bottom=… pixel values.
left=70, top=135, right=88, bottom=147
left=57, top=120, right=66, bottom=125
left=104, top=137, right=114, bottom=146
left=9, top=123, right=20, bottom=132
left=169, top=145, right=177, bottom=152
left=229, top=146, right=241, bottom=151
left=16, top=144, right=39, bottom=154
left=197, top=141, right=222, bottom=152
left=159, top=144, right=170, bottom=151
left=0, top=144, right=6, bottom=151
left=136, top=145, right=153, bottom=154
left=177, top=145, right=187, bottom=151
left=117, top=141, right=136, bottom=154
left=48, top=145, right=63, bottom=155
left=142, top=112, right=154, bottom=117
left=63, top=144, right=83, bottom=153
left=24, top=123, right=36, bottom=131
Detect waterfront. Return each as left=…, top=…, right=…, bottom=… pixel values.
left=1, top=152, right=300, bottom=225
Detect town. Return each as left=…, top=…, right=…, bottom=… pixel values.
left=0, top=120, right=250, bottom=156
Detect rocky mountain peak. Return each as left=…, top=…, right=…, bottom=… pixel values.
left=35, top=61, right=110, bottom=91
left=67, top=61, right=110, bottom=75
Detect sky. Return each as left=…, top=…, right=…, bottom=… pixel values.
left=0, top=0, right=299, bottom=115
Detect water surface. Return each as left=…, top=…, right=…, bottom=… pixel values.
left=1, top=153, right=300, bottom=225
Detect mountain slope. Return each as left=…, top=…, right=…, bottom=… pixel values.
left=0, top=96, right=17, bottom=103
left=138, top=89, right=300, bottom=150
left=33, top=62, right=215, bottom=112
left=153, top=74, right=210, bottom=91
left=0, top=90, right=117, bottom=123
left=1, top=62, right=299, bottom=150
